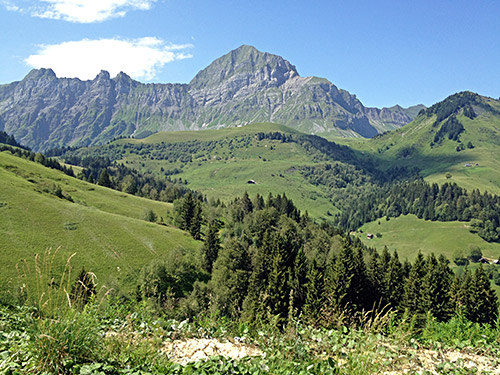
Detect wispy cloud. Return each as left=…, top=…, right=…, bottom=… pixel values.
left=25, top=38, right=193, bottom=81
left=4, top=0, right=157, bottom=23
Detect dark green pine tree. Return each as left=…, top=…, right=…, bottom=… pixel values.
left=403, top=252, right=427, bottom=318
left=450, top=268, right=473, bottom=318
left=352, top=247, right=372, bottom=311
left=470, top=265, right=499, bottom=325
left=201, top=222, right=221, bottom=273
left=179, top=192, right=202, bottom=239
left=266, top=233, right=290, bottom=322
left=367, top=250, right=384, bottom=307
left=380, top=246, right=392, bottom=275
left=402, top=259, right=412, bottom=279
left=242, top=232, right=272, bottom=321
left=189, top=199, right=202, bottom=240
left=179, top=192, right=196, bottom=231
left=253, top=193, right=265, bottom=211
left=290, top=247, right=308, bottom=315
left=241, top=192, right=254, bottom=215
left=327, top=240, right=357, bottom=313
left=383, top=251, right=405, bottom=310
left=97, top=168, right=112, bottom=188
left=210, top=239, right=251, bottom=319
left=421, top=254, right=453, bottom=321
left=303, top=259, right=324, bottom=326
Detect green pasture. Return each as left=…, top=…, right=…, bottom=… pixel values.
left=0, top=150, right=200, bottom=302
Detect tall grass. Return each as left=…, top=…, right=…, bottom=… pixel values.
left=18, top=249, right=103, bottom=374
left=18, top=248, right=75, bottom=317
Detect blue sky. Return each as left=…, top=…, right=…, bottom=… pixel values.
left=1, top=0, right=499, bottom=108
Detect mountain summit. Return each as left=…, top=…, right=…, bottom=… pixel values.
left=189, top=45, right=299, bottom=90
left=0, top=45, right=421, bottom=150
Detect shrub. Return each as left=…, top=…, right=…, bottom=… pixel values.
left=468, top=246, right=482, bottom=263
left=144, top=209, right=157, bottom=222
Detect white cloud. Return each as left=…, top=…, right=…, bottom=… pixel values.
left=4, top=0, right=157, bottom=23
left=25, top=38, right=193, bottom=81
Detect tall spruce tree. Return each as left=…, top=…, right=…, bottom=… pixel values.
left=352, top=247, right=372, bottom=311
left=470, top=266, right=499, bottom=325
left=210, top=239, right=250, bottom=318
left=383, top=251, right=405, bottom=310
left=180, top=192, right=196, bottom=231
left=179, top=192, right=203, bottom=239
left=189, top=199, right=202, bottom=240
left=97, top=168, right=112, bottom=188
left=421, top=254, right=453, bottom=321
left=303, top=259, right=324, bottom=325
left=241, top=192, right=254, bottom=214
left=450, top=268, right=473, bottom=318
left=380, top=246, right=392, bottom=276
left=242, top=232, right=272, bottom=321
left=290, top=247, right=308, bottom=315
left=367, top=250, right=384, bottom=304
left=403, top=252, right=427, bottom=317
left=327, top=240, right=357, bottom=313
left=266, top=232, right=291, bottom=322
left=201, top=222, right=221, bottom=273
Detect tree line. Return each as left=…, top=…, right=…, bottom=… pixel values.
left=335, top=179, right=500, bottom=242
left=0, top=143, right=75, bottom=177
left=63, top=154, right=194, bottom=203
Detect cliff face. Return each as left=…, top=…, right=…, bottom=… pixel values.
left=0, top=45, right=420, bottom=151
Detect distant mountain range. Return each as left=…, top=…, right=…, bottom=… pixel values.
left=0, top=45, right=424, bottom=151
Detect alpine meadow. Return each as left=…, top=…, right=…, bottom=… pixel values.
left=2, top=39, right=500, bottom=374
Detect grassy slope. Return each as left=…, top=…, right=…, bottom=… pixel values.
left=336, top=98, right=500, bottom=194
left=121, top=123, right=302, bottom=144
left=356, top=214, right=500, bottom=262
left=356, top=214, right=500, bottom=294
left=116, top=123, right=336, bottom=218
left=0, top=150, right=200, bottom=302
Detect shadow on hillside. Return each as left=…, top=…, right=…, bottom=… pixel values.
left=361, top=148, right=472, bottom=177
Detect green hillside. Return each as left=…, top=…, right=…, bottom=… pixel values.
left=62, top=123, right=368, bottom=219
left=0, top=149, right=201, bottom=303
left=356, top=214, right=500, bottom=262
left=125, top=123, right=303, bottom=144
left=339, top=92, right=500, bottom=194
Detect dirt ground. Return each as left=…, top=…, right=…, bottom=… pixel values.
left=161, top=338, right=263, bottom=365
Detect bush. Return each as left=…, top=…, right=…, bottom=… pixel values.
left=452, top=249, right=469, bottom=266
left=468, top=246, right=482, bottom=263
left=144, top=209, right=157, bottom=222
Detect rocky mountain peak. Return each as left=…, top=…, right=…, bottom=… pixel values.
left=23, top=68, right=57, bottom=82
left=114, top=71, right=132, bottom=81
left=94, top=70, right=111, bottom=81
left=189, top=45, right=299, bottom=90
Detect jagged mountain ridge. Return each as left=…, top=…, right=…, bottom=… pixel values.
left=0, top=45, right=422, bottom=151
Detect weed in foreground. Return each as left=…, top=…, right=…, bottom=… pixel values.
left=16, top=249, right=104, bottom=374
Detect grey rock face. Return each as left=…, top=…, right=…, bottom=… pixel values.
left=0, top=45, right=421, bottom=151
